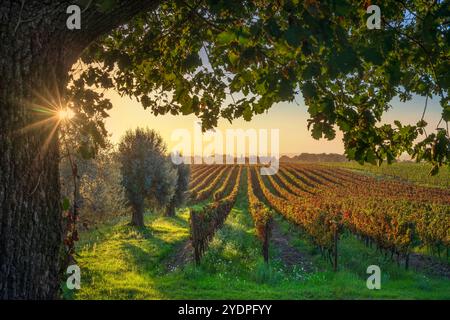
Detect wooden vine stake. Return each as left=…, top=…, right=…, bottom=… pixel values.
left=189, top=209, right=201, bottom=266
left=332, top=218, right=339, bottom=272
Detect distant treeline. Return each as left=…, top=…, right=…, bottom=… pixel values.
left=280, top=153, right=348, bottom=163
left=185, top=153, right=348, bottom=163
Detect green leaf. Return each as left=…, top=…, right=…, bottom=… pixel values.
left=62, top=197, right=70, bottom=211
left=301, top=82, right=317, bottom=100
left=97, top=0, right=117, bottom=12
left=362, top=47, right=384, bottom=66
left=180, top=99, right=193, bottom=115
left=442, top=105, right=450, bottom=122
left=141, top=95, right=151, bottom=109
left=182, top=53, right=201, bottom=70
left=284, top=25, right=302, bottom=47
left=228, top=51, right=240, bottom=66
left=429, top=164, right=439, bottom=176
left=264, top=18, right=282, bottom=38
left=303, top=63, right=321, bottom=79
left=311, top=123, right=323, bottom=140
left=278, top=79, right=293, bottom=100
left=243, top=105, right=252, bottom=121
left=337, top=118, right=352, bottom=132
left=217, top=30, right=237, bottom=45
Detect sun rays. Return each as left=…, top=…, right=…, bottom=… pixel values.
left=16, top=79, right=77, bottom=161
left=58, top=108, right=75, bottom=121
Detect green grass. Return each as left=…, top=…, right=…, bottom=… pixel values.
left=274, top=214, right=450, bottom=299
left=67, top=168, right=450, bottom=300
left=324, top=161, right=450, bottom=188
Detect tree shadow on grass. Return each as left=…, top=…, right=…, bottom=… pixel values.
left=121, top=242, right=164, bottom=273
left=156, top=214, right=189, bottom=230
left=121, top=223, right=191, bottom=274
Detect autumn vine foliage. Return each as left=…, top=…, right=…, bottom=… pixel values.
left=247, top=166, right=273, bottom=263
left=189, top=165, right=217, bottom=190
left=254, top=163, right=450, bottom=269
left=190, top=165, right=228, bottom=202
left=254, top=166, right=341, bottom=269
left=213, top=166, right=238, bottom=201
left=190, top=166, right=242, bottom=264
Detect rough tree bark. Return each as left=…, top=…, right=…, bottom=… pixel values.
left=131, top=203, right=145, bottom=227
left=165, top=201, right=176, bottom=217
left=0, top=0, right=159, bottom=299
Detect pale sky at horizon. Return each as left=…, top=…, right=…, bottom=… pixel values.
left=104, top=90, right=443, bottom=157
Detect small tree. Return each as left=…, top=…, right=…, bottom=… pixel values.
left=118, top=128, right=177, bottom=227
left=166, top=162, right=190, bottom=216
left=60, top=141, right=128, bottom=228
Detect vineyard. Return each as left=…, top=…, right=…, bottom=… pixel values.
left=72, top=163, right=450, bottom=299
left=188, top=164, right=450, bottom=269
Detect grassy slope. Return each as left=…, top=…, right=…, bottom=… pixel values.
left=69, top=168, right=450, bottom=300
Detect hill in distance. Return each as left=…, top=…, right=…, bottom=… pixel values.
left=280, top=153, right=348, bottom=163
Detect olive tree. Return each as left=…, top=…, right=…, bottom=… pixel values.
left=60, top=142, right=127, bottom=227
left=118, top=128, right=177, bottom=227
left=166, top=162, right=191, bottom=217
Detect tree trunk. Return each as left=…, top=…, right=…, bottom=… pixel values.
left=165, top=202, right=176, bottom=217
left=262, top=235, right=269, bottom=264
left=262, top=221, right=270, bottom=263
left=131, top=204, right=145, bottom=227
left=0, top=0, right=81, bottom=299
left=190, top=210, right=201, bottom=265
left=0, top=0, right=159, bottom=299
left=333, top=227, right=338, bottom=272
left=405, top=253, right=410, bottom=270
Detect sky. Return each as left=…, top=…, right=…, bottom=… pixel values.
left=104, top=90, right=443, bottom=157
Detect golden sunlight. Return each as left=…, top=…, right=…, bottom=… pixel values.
left=58, top=108, right=75, bottom=121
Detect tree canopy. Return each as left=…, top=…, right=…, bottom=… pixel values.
left=69, top=0, right=449, bottom=173
left=166, top=161, right=191, bottom=216
left=117, top=128, right=177, bottom=226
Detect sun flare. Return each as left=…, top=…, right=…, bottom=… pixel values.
left=58, top=108, right=75, bottom=121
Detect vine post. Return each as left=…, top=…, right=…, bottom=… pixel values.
left=332, top=219, right=339, bottom=272
left=190, top=209, right=201, bottom=265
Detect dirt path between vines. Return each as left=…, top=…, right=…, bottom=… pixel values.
left=271, top=221, right=315, bottom=273
left=407, top=253, right=450, bottom=279
left=163, top=224, right=450, bottom=279
left=165, top=239, right=193, bottom=272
